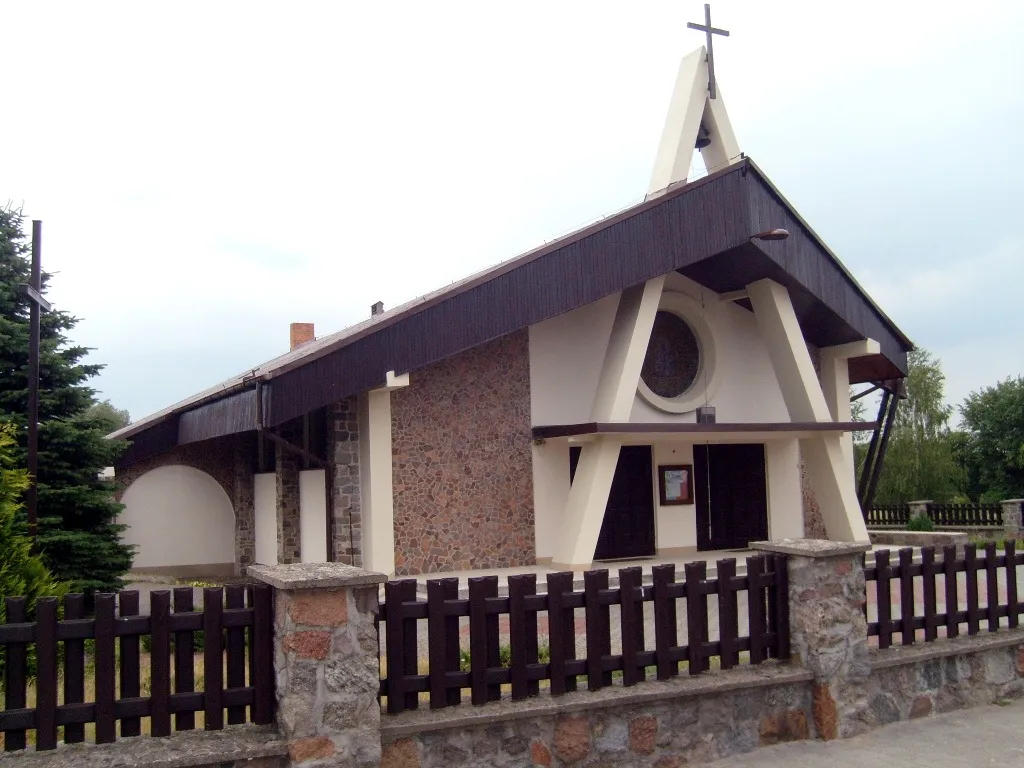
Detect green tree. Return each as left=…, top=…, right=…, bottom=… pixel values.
left=960, top=376, right=1024, bottom=501
left=87, top=399, right=131, bottom=432
left=0, top=422, right=66, bottom=676
left=0, top=207, right=132, bottom=592
left=864, top=348, right=963, bottom=503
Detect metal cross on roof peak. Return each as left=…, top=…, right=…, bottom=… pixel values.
left=686, top=3, right=730, bottom=100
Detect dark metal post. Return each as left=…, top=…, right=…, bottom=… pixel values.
left=26, top=220, right=43, bottom=540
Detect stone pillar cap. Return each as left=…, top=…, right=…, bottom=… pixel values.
left=908, top=500, right=934, bottom=504
left=1002, top=499, right=1024, bottom=504
left=248, top=563, right=388, bottom=590
left=750, top=539, right=871, bottom=558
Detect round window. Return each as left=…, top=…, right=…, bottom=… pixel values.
left=640, top=311, right=701, bottom=398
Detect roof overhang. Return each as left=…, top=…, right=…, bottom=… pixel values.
left=115, top=157, right=912, bottom=465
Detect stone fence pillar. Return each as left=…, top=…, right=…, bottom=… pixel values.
left=249, top=563, right=387, bottom=768
left=1002, top=499, right=1024, bottom=538
left=908, top=500, right=932, bottom=521
left=752, top=539, right=872, bottom=740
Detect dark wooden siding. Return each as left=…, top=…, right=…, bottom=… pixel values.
left=266, top=167, right=752, bottom=425
left=115, top=417, right=179, bottom=468
left=744, top=174, right=911, bottom=376
left=178, top=389, right=258, bottom=445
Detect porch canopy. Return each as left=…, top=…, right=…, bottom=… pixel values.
left=112, top=157, right=912, bottom=465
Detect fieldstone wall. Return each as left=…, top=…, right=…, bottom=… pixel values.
left=249, top=563, right=387, bottom=768
left=276, top=427, right=302, bottom=565
left=115, top=435, right=238, bottom=505
left=390, top=331, right=535, bottom=576
left=799, top=449, right=827, bottom=539
left=233, top=439, right=257, bottom=575
left=380, top=668, right=814, bottom=768
left=854, top=637, right=1024, bottom=736
left=330, top=397, right=362, bottom=566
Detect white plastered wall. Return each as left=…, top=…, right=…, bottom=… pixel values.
left=254, top=472, right=276, bottom=565
left=121, top=465, right=234, bottom=568
left=299, top=469, right=328, bottom=563
left=528, top=273, right=790, bottom=428
left=765, top=439, right=804, bottom=540
left=652, top=442, right=697, bottom=549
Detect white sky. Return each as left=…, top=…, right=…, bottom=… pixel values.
left=3, top=0, right=1023, bottom=421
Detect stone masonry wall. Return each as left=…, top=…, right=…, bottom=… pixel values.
left=114, top=435, right=238, bottom=504
left=233, top=435, right=257, bottom=574
left=390, top=331, right=535, bottom=576
left=381, top=677, right=814, bottom=768
left=330, top=397, right=362, bottom=566
left=276, top=426, right=302, bottom=565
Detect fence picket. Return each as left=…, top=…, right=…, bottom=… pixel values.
left=1008, top=541, right=1019, bottom=630
left=203, top=588, right=225, bottom=730
left=685, top=562, right=709, bottom=674
left=985, top=543, right=1000, bottom=632
left=618, top=567, right=644, bottom=686
left=875, top=550, right=892, bottom=649
left=717, top=559, right=739, bottom=669
left=172, top=587, right=196, bottom=731
left=117, top=591, right=142, bottom=737
left=468, top=576, right=500, bottom=704
left=771, top=553, right=791, bottom=660
left=94, top=593, right=117, bottom=744
left=3, top=597, right=27, bottom=751
left=652, top=564, right=678, bottom=680
left=63, top=593, right=86, bottom=743
left=509, top=574, right=539, bottom=700
left=899, top=548, right=915, bottom=646
left=150, top=590, right=172, bottom=737
left=384, top=580, right=417, bottom=714
left=427, top=578, right=458, bottom=709
left=965, top=545, right=981, bottom=635
left=251, top=584, right=275, bottom=725
left=943, top=545, right=959, bottom=638
left=921, top=547, right=938, bottom=642
left=546, top=572, right=576, bottom=695
left=225, top=585, right=247, bottom=725
left=584, top=570, right=612, bottom=690
left=746, top=556, right=768, bottom=664
left=34, top=598, right=58, bottom=750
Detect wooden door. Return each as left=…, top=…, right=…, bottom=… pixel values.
left=570, top=445, right=656, bottom=561
left=694, top=443, right=768, bottom=551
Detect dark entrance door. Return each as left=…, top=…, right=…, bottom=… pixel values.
left=570, top=445, right=656, bottom=561
left=693, top=443, right=768, bottom=551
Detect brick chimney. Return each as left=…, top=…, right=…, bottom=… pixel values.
left=289, top=322, right=315, bottom=351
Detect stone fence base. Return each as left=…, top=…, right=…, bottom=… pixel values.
left=0, top=726, right=287, bottom=768
left=380, top=629, right=1024, bottom=767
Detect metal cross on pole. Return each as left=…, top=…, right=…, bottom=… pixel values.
left=686, top=3, right=730, bottom=100
left=20, top=220, right=51, bottom=541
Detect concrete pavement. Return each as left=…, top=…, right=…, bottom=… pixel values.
left=707, top=701, right=1024, bottom=767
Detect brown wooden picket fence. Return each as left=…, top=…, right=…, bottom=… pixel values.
left=865, top=544, right=1022, bottom=647
left=0, top=585, right=275, bottom=751
left=379, top=554, right=789, bottom=714
left=866, top=502, right=1004, bottom=528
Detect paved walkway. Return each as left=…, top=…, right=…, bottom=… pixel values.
left=707, top=701, right=1024, bottom=767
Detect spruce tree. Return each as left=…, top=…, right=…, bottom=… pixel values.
left=0, top=207, right=132, bottom=593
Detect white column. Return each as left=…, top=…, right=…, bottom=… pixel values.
left=362, top=388, right=397, bottom=573
left=253, top=472, right=277, bottom=565
left=552, top=277, right=664, bottom=568
left=820, top=340, right=880, bottom=487
left=299, top=469, right=328, bottom=563
left=747, top=278, right=869, bottom=543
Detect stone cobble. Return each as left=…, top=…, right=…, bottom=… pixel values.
left=390, top=331, right=535, bottom=576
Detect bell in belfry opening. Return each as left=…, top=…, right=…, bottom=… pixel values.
left=694, top=122, right=712, bottom=149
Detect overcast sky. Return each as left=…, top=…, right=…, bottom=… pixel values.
left=3, top=1, right=1022, bottom=422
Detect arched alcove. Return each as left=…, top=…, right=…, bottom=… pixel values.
left=121, top=465, right=235, bottom=570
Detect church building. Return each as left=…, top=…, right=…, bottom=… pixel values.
left=111, top=45, right=912, bottom=578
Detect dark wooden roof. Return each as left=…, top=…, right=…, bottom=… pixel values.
left=116, top=157, right=913, bottom=465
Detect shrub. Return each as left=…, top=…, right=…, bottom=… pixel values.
left=906, top=512, right=935, bottom=532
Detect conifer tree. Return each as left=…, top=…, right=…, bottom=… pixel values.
left=0, top=207, right=132, bottom=592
